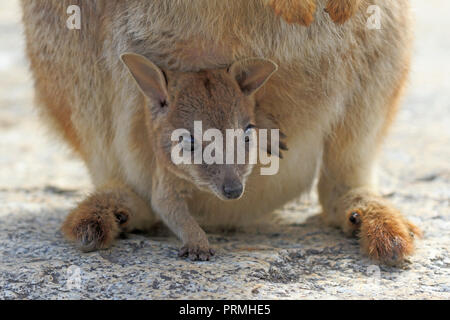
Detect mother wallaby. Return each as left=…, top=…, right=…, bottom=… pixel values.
left=21, top=0, right=420, bottom=263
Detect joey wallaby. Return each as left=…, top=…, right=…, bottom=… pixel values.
left=21, top=0, right=420, bottom=264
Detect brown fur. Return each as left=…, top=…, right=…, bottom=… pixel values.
left=21, top=0, right=419, bottom=264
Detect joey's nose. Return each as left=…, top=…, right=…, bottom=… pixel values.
left=223, top=182, right=244, bottom=200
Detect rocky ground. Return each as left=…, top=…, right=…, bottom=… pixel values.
left=0, top=1, right=449, bottom=299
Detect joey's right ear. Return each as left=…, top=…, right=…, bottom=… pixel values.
left=120, top=53, right=168, bottom=107
left=229, top=58, right=278, bottom=96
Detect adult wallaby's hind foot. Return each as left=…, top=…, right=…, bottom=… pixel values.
left=62, top=192, right=127, bottom=252
left=327, top=189, right=421, bottom=264
left=62, top=183, right=156, bottom=252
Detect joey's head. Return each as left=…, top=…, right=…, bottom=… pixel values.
left=121, top=53, right=277, bottom=200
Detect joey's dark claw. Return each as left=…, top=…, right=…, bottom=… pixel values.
left=349, top=212, right=361, bottom=225
left=114, top=211, right=129, bottom=225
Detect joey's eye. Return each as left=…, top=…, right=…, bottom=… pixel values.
left=182, top=135, right=196, bottom=152
left=245, top=124, right=256, bottom=134
left=244, top=124, right=256, bottom=143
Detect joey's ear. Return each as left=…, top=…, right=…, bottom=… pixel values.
left=120, top=53, right=168, bottom=106
left=229, top=58, right=278, bottom=96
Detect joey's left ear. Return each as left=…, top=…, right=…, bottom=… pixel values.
left=120, top=53, right=169, bottom=108
left=229, top=58, right=278, bottom=96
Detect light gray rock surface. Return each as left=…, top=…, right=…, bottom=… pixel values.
left=0, top=1, right=448, bottom=300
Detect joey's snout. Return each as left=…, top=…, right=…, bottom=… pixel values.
left=222, top=180, right=244, bottom=200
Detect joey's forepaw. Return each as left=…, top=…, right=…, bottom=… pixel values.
left=265, top=130, right=288, bottom=159
left=61, top=192, right=131, bottom=252
left=269, top=0, right=316, bottom=26
left=344, top=203, right=421, bottom=265
left=179, top=244, right=215, bottom=261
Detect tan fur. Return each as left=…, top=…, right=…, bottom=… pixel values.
left=21, top=0, right=419, bottom=263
